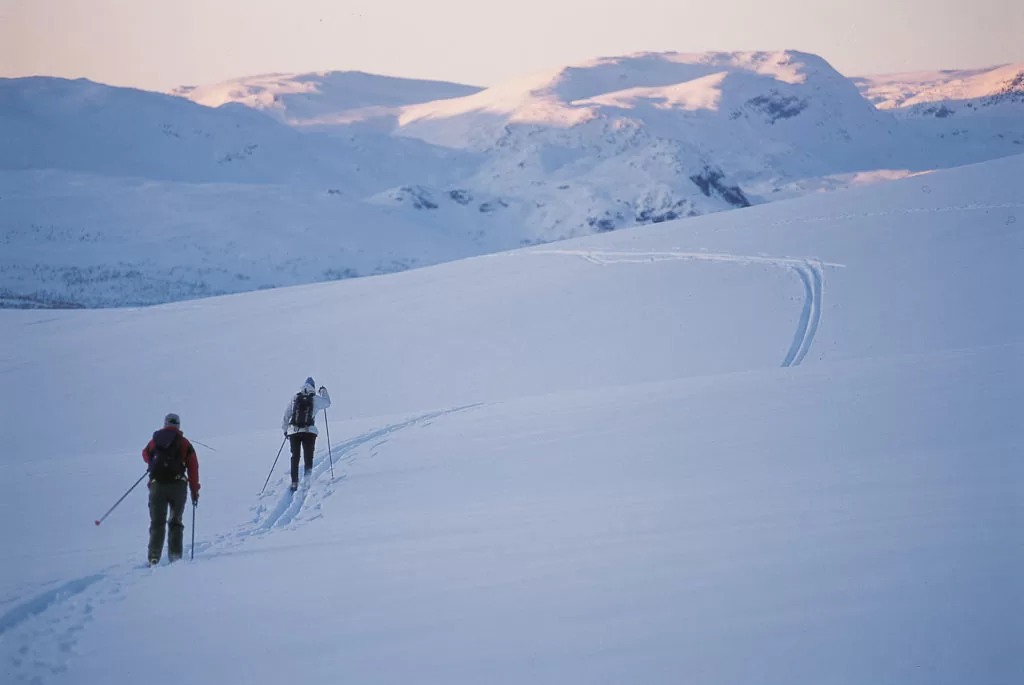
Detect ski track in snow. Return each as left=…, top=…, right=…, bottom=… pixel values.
left=0, top=575, right=105, bottom=638
left=0, top=405, right=479, bottom=684
left=782, top=261, right=824, bottom=367
left=528, top=249, right=836, bottom=367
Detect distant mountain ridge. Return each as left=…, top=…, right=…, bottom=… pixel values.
left=172, top=71, right=483, bottom=132
left=853, top=63, right=1024, bottom=112
left=3, top=51, right=1023, bottom=307
left=389, top=51, right=904, bottom=203
left=852, top=63, right=1024, bottom=164
left=0, top=76, right=459, bottom=190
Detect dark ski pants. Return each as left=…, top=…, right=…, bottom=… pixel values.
left=149, top=480, right=188, bottom=563
left=290, top=432, right=317, bottom=484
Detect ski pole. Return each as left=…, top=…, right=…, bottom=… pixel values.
left=261, top=436, right=288, bottom=495
left=191, top=503, right=196, bottom=561
left=324, top=408, right=334, bottom=480
left=95, top=471, right=148, bottom=526
left=190, top=438, right=218, bottom=452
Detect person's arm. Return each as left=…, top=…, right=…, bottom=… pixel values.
left=282, top=397, right=294, bottom=434
left=184, top=441, right=200, bottom=502
left=142, top=439, right=154, bottom=464
left=315, top=386, right=332, bottom=413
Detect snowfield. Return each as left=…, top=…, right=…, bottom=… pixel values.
left=1, top=154, right=1021, bottom=684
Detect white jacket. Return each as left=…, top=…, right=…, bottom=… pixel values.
left=282, top=385, right=332, bottom=436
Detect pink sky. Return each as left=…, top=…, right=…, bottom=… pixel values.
left=2, top=0, right=1022, bottom=90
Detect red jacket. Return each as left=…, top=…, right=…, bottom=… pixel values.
left=142, top=427, right=200, bottom=496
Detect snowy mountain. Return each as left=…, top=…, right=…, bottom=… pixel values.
left=853, top=64, right=1024, bottom=163
left=397, top=51, right=895, bottom=161
left=854, top=63, right=1024, bottom=112
left=0, top=76, right=464, bottom=187
left=172, top=70, right=483, bottom=132
left=4, top=52, right=1024, bottom=308
left=384, top=51, right=918, bottom=235
left=0, top=77, right=522, bottom=307
left=2, top=152, right=1021, bottom=684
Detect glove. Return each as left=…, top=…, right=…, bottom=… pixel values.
left=191, top=491, right=199, bottom=506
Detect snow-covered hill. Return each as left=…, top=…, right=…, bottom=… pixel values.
left=854, top=63, right=1024, bottom=112
left=172, top=70, right=482, bottom=132
left=853, top=64, right=1024, bottom=163
left=0, top=77, right=521, bottom=307
left=4, top=52, right=1024, bottom=308
left=0, top=76, right=464, bottom=187
left=1, top=153, right=1021, bottom=685
left=0, top=168, right=541, bottom=307
left=397, top=51, right=894, bottom=160
left=383, top=51, right=923, bottom=236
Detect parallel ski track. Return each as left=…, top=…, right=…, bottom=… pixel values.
left=781, top=261, right=824, bottom=367
left=0, top=404, right=479, bottom=684
left=528, top=249, right=839, bottom=368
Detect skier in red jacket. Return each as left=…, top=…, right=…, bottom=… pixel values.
left=142, top=413, right=200, bottom=565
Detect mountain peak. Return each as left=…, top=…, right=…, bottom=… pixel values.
left=171, top=71, right=482, bottom=127
left=393, top=49, right=888, bottom=154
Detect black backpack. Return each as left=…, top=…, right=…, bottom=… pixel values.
left=290, top=392, right=315, bottom=428
left=149, top=430, right=186, bottom=484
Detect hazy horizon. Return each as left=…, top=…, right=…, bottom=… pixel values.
left=2, top=0, right=1022, bottom=91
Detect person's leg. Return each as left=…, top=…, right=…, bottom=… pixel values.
left=148, top=483, right=168, bottom=564
left=289, top=434, right=302, bottom=487
left=302, top=433, right=316, bottom=477
left=167, top=482, right=188, bottom=561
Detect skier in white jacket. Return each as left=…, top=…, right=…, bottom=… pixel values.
left=282, top=377, right=331, bottom=491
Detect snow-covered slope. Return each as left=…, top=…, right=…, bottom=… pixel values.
left=853, top=64, right=1024, bottom=163
left=854, top=63, right=1024, bottom=112
left=0, top=77, right=520, bottom=307
left=0, top=168, right=532, bottom=307
left=0, top=76, right=462, bottom=187
left=398, top=51, right=893, bottom=155
left=394, top=51, right=904, bottom=206
left=1, top=153, right=1021, bottom=685
left=172, top=70, right=482, bottom=132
